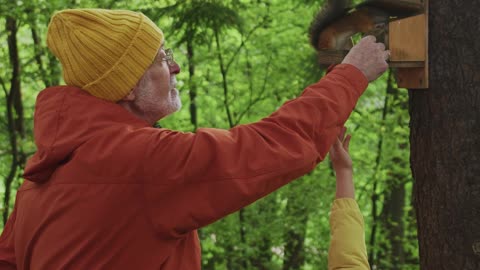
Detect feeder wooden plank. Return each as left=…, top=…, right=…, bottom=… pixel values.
left=389, top=0, right=428, bottom=89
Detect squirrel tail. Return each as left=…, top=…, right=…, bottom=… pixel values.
left=309, top=0, right=351, bottom=50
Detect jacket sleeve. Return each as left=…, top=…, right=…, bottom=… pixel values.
left=328, top=198, right=370, bottom=270
left=0, top=204, right=18, bottom=269
left=141, top=64, right=368, bottom=236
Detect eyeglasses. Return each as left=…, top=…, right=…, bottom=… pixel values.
left=163, top=48, right=175, bottom=66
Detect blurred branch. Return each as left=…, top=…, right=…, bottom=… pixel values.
left=234, top=95, right=269, bottom=126
left=216, top=13, right=270, bottom=127
left=225, top=18, right=268, bottom=72
left=3, top=14, right=23, bottom=225
left=214, top=29, right=234, bottom=128
left=106, top=0, right=118, bottom=9
left=234, top=53, right=273, bottom=126
left=0, top=74, right=8, bottom=98
left=367, top=70, right=393, bottom=266
left=30, top=23, right=50, bottom=87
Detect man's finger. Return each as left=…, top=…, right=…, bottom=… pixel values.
left=361, top=35, right=376, bottom=43
left=377, top=42, right=386, bottom=51
left=384, top=50, right=391, bottom=60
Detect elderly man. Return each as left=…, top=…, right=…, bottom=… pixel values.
left=0, top=8, right=388, bottom=270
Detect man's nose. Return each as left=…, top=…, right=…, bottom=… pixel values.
left=169, top=62, right=180, bottom=75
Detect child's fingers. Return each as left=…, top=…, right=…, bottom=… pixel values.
left=330, top=138, right=342, bottom=155
left=334, top=137, right=342, bottom=150
left=343, top=134, right=351, bottom=152
left=339, top=127, right=346, bottom=141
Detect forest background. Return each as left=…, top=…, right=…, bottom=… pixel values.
left=0, top=0, right=419, bottom=269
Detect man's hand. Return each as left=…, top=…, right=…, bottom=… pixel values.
left=341, top=35, right=389, bottom=82
left=329, top=127, right=355, bottom=199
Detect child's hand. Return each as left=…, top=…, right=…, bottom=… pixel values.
left=330, top=127, right=352, bottom=172
left=329, top=127, right=355, bottom=199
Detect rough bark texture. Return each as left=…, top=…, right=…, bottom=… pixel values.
left=409, top=1, right=480, bottom=269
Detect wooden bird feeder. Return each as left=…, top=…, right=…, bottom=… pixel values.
left=317, top=0, right=429, bottom=88
left=388, top=0, right=428, bottom=88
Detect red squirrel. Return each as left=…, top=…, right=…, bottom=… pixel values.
left=309, top=0, right=423, bottom=51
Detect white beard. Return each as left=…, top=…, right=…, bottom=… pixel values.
left=135, top=76, right=181, bottom=121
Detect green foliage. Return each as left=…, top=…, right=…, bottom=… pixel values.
left=0, top=0, right=418, bottom=269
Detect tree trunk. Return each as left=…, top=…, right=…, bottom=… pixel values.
left=282, top=179, right=309, bottom=270
left=368, top=71, right=392, bottom=266
left=378, top=165, right=407, bottom=269
left=377, top=78, right=410, bottom=269
left=248, top=196, right=276, bottom=270
left=3, top=14, right=22, bottom=225
left=186, top=26, right=198, bottom=131
left=409, top=1, right=480, bottom=269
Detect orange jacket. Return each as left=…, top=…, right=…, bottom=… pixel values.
left=0, top=64, right=367, bottom=270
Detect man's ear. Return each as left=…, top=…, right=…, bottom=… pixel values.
left=121, top=89, right=136, bottom=101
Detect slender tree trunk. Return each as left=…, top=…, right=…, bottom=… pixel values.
left=8, top=21, right=24, bottom=139
left=282, top=179, right=310, bottom=270
left=186, top=26, right=198, bottom=131
left=47, top=53, right=60, bottom=86
left=248, top=196, right=276, bottom=270
left=214, top=29, right=234, bottom=128
left=410, top=1, right=480, bottom=269
left=368, top=71, right=392, bottom=266
left=24, top=5, right=50, bottom=88
left=213, top=28, right=248, bottom=269
left=377, top=78, right=409, bottom=269
left=31, top=25, right=50, bottom=87
left=3, top=14, right=22, bottom=225
left=378, top=161, right=407, bottom=270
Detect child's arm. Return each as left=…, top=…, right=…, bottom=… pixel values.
left=328, top=127, right=370, bottom=270
left=329, top=127, right=354, bottom=199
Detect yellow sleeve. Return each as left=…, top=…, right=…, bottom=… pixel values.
left=328, top=198, right=370, bottom=270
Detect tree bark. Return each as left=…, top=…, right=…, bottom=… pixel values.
left=409, top=1, right=480, bottom=269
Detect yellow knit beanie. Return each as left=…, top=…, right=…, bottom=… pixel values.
left=47, top=9, right=164, bottom=102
